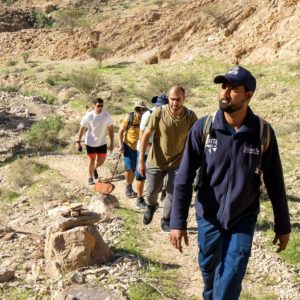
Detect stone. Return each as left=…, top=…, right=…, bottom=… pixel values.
left=88, top=195, right=119, bottom=215
left=69, top=203, right=83, bottom=211
left=49, top=212, right=100, bottom=231
left=145, top=55, right=158, bottom=64
left=0, top=267, right=15, bottom=283
left=45, top=225, right=113, bottom=276
left=54, top=284, right=120, bottom=300
left=70, top=211, right=79, bottom=217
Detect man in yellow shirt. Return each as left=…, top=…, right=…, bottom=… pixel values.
left=119, top=100, right=148, bottom=198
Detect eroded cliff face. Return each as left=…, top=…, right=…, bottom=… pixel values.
left=0, top=0, right=299, bottom=63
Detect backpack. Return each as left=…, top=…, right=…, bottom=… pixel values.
left=194, top=112, right=270, bottom=191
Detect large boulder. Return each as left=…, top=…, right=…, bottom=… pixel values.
left=45, top=225, right=113, bottom=276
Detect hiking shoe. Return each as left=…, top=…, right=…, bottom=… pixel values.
left=136, top=197, right=147, bottom=210
left=88, top=177, right=94, bottom=185
left=161, top=218, right=170, bottom=233
left=125, top=184, right=138, bottom=198
left=143, top=203, right=159, bottom=225
left=94, top=168, right=98, bottom=180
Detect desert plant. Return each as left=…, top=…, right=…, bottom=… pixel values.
left=7, top=157, right=48, bottom=188
left=6, top=60, right=17, bottom=67
left=0, top=84, right=20, bottom=93
left=21, top=52, right=30, bottom=63
left=67, top=68, right=105, bottom=96
left=54, top=9, right=88, bottom=29
left=26, top=116, right=64, bottom=151
left=35, top=10, right=53, bottom=28
left=88, top=46, right=112, bottom=68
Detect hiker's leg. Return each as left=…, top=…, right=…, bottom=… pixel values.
left=95, top=144, right=108, bottom=168
left=196, top=215, right=222, bottom=300
left=124, top=143, right=135, bottom=185
left=162, top=168, right=176, bottom=220
left=135, top=152, right=147, bottom=198
left=213, top=215, right=257, bottom=300
left=144, top=164, right=164, bottom=206
left=87, top=155, right=96, bottom=178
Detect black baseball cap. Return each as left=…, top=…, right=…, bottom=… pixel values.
left=214, top=66, right=256, bottom=92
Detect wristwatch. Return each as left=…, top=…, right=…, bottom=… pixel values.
left=76, top=141, right=81, bottom=143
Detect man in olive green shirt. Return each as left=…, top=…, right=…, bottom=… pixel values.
left=138, top=86, right=197, bottom=232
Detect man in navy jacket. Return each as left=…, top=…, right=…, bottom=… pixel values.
left=170, top=66, right=291, bottom=300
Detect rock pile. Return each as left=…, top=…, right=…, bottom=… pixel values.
left=45, top=203, right=113, bottom=277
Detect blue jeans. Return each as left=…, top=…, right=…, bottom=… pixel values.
left=196, top=214, right=257, bottom=300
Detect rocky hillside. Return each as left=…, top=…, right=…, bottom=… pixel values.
left=0, top=0, right=299, bottom=63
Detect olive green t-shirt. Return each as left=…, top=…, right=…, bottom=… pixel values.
left=147, top=105, right=198, bottom=169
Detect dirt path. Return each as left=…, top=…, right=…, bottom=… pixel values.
left=38, top=154, right=299, bottom=300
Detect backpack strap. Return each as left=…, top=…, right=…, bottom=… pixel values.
left=257, top=117, right=270, bottom=170
left=194, top=112, right=216, bottom=191
left=126, top=112, right=135, bottom=131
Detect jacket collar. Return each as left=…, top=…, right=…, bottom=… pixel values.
left=212, top=107, right=258, bottom=133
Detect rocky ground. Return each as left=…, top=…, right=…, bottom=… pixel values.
left=0, top=149, right=299, bottom=299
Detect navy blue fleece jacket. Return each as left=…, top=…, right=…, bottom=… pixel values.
left=170, top=108, right=291, bottom=234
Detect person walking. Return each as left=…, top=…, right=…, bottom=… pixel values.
left=76, top=98, right=114, bottom=185
left=135, top=95, right=169, bottom=210
left=138, top=86, right=197, bottom=232
left=169, top=66, right=291, bottom=300
left=119, top=100, right=148, bottom=198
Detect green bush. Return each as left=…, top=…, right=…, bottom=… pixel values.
left=35, top=10, right=53, bottom=28
left=26, top=116, right=64, bottom=151
left=21, top=52, right=30, bottom=63
left=54, top=9, right=89, bottom=29
left=67, top=68, right=105, bottom=96
left=88, top=46, right=112, bottom=68
left=6, top=60, right=17, bottom=67
left=0, top=84, right=20, bottom=93
left=21, top=88, right=56, bottom=104
left=7, top=157, right=48, bottom=188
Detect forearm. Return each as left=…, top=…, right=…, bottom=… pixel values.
left=118, top=128, right=125, bottom=148
left=138, top=129, right=152, bottom=162
left=77, top=127, right=85, bottom=142
left=108, top=125, right=114, bottom=145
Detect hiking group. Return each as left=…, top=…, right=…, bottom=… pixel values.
left=76, top=66, right=291, bottom=300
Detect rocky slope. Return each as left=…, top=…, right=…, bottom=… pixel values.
left=0, top=0, right=299, bottom=63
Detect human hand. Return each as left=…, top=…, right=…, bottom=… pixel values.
left=169, top=229, right=189, bottom=253
left=118, top=145, right=124, bottom=154
left=138, top=161, right=146, bottom=177
left=273, top=233, right=290, bottom=253
left=76, top=142, right=82, bottom=152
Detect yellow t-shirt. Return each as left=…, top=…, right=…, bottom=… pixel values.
left=147, top=106, right=198, bottom=169
left=121, top=113, right=140, bottom=150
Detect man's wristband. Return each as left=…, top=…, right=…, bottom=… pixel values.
left=76, top=141, right=81, bottom=144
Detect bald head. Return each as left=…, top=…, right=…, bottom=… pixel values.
left=168, top=85, right=185, bottom=114
left=169, top=85, right=185, bottom=97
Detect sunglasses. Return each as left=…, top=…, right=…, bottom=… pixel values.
left=96, top=104, right=103, bottom=108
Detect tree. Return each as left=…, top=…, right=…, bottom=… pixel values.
left=88, top=46, right=112, bottom=68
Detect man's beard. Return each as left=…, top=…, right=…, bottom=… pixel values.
left=219, top=98, right=243, bottom=113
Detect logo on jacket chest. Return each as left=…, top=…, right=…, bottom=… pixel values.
left=243, top=146, right=259, bottom=155
left=205, top=138, right=217, bottom=154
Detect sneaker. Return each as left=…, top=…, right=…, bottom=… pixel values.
left=88, top=177, right=94, bottom=185
left=161, top=218, right=170, bottom=233
left=94, top=168, right=98, bottom=180
left=125, top=184, right=138, bottom=198
left=136, top=197, right=147, bottom=210
left=143, top=203, right=159, bottom=225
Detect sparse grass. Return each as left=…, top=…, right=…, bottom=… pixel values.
left=0, top=84, right=20, bottom=93
left=7, top=156, right=49, bottom=188
left=6, top=60, right=17, bottom=67
left=0, top=189, right=20, bottom=203
left=240, top=291, right=278, bottom=300
left=21, top=88, right=56, bottom=104
left=25, top=115, right=64, bottom=151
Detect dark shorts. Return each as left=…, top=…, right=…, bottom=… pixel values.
left=135, top=152, right=147, bottom=181
left=86, top=144, right=107, bottom=159
left=124, top=143, right=137, bottom=171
